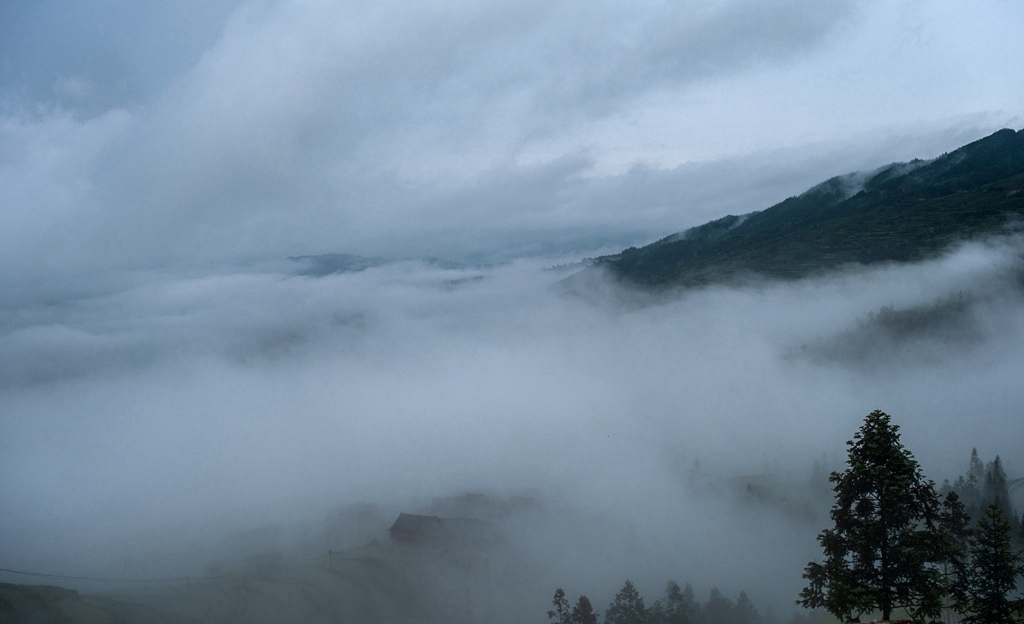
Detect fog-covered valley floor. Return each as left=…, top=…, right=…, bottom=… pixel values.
left=3, top=237, right=1024, bottom=621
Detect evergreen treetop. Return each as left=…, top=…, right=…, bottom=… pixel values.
left=606, top=581, right=652, bottom=624
left=800, top=410, right=945, bottom=623
left=572, top=596, right=599, bottom=624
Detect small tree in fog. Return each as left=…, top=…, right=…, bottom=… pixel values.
left=550, top=588, right=572, bottom=624
left=572, top=596, right=599, bottom=624
left=945, top=449, right=1019, bottom=536
left=952, top=504, right=1024, bottom=624
left=702, top=588, right=734, bottom=624
left=651, top=581, right=693, bottom=624
left=606, top=581, right=651, bottom=624
left=982, top=458, right=1008, bottom=511
left=550, top=589, right=599, bottom=624
left=938, top=490, right=972, bottom=619
left=734, top=591, right=760, bottom=624
left=799, top=410, right=946, bottom=623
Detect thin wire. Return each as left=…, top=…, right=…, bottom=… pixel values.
left=0, top=566, right=187, bottom=584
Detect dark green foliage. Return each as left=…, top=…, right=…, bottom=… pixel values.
left=606, top=581, right=651, bottom=624
left=799, top=410, right=946, bottom=623
left=573, top=596, right=599, bottom=624
left=651, top=581, right=693, bottom=624
left=550, top=588, right=572, bottom=624
left=577, top=128, right=1024, bottom=289
left=952, top=504, right=1024, bottom=624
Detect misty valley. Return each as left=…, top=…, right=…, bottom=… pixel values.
left=2, top=423, right=1021, bottom=623
left=3, top=129, right=1024, bottom=623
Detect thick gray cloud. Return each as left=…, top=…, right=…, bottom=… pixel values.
left=82, top=0, right=857, bottom=261
left=1, top=0, right=1021, bottom=278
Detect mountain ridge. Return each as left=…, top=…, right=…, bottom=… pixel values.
left=574, top=128, right=1024, bottom=289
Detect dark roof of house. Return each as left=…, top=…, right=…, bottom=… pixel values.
left=389, top=513, right=444, bottom=534
left=389, top=513, right=493, bottom=543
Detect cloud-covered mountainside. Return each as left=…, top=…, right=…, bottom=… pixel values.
left=580, top=128, right=1024, bottom=288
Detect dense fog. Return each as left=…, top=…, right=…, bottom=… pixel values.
left=3, top=237, right=1024, bottom=617
left=3, top=0, right=1024, bottom=621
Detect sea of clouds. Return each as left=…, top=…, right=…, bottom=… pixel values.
left=3, top=237, right=1024, bottom=611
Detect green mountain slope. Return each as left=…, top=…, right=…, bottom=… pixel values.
left=581, top=128, right=1024, bottom=288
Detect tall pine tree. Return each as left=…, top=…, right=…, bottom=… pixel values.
left=953, top=504, right=1024, bottom=624
left=799, top=410, right=946, bottom=623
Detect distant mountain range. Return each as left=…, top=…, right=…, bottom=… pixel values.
left=572, top=128, right=1024, bottom=289
left=289, top=253, right=391, bottom=276
left=289, top=254, right=466, bottom=276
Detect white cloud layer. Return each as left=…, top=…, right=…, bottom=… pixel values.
left=2, top=241, right=1024, bottom=606
left=1, top=0, right=1022, bottom=274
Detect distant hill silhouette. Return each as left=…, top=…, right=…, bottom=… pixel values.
left=573, top=128, right=1024, bottom=289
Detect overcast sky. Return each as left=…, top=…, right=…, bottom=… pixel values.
left=1, top=0, right=1022, bottom=275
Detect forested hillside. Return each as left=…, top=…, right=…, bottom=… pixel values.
left=580, top=129, right=1024, bottom=288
